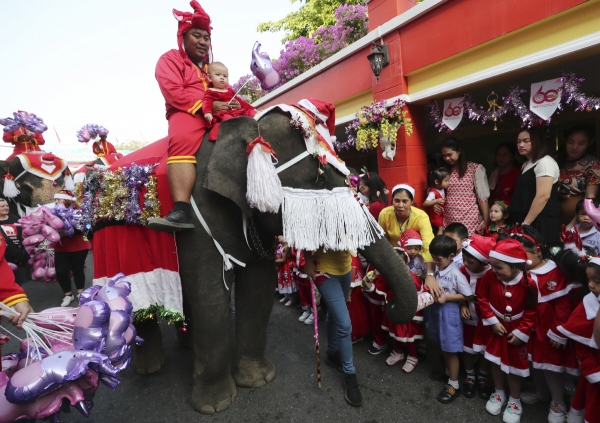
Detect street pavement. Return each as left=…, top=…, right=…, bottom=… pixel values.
left=4, top=254, right=554, bottom=422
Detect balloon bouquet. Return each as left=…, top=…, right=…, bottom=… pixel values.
left=0, top=111, right=48, bottom=134
left=0, top=273, right=141, bottom=422
left=76, top=124, right=108, bottom=143
left=19, top=205, right=82, bottom=283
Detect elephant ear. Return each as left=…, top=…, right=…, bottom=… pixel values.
left=205, top=117, right=259, bottom=216
left=0, top=160, right=9, bottom=180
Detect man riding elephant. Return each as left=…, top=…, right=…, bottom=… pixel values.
left=0, top=110, right=47, bottom=162
left=148, top=0, right=242, bottom=232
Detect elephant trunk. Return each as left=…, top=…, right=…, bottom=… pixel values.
left=359, top=237, right=417, bottom=324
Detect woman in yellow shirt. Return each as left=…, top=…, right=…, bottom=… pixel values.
left=378, top=184, right=441, bottom=297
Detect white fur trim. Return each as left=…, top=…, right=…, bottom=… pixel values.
left=547, top=328, right=567, bottom=345
left=391, top=184, right=415, bottom=198
left=3, top=178, right=20, bottom=198
left=64, top=174, right=75, bottom=191
left=54, top=193, right=76, bottom=201
left=586, top=370, right=600, bottom=383
left=93, top=268, right=183, bottom=315
left=246, top=142, right=284, bottom=213
left=73, top=172, right=86, bottom=184
left=512, top=329, right=530, bottom=343
left=489, top=250, right=528, bottom=264
left=484, top=351, right=530, bottom=377
left=404, top=239, right=423, bottom=247
left=591, top=257, right=600, bottom=266
left=464, top=245, right=488, bottom=263
left=281, top=187, right=384, bottom=251
left=483, top=316, right=500, bottom=326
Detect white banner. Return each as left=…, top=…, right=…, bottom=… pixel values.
left=530, top=78, right=563, bottom=120
left=442, top=97, right=465, bottom=131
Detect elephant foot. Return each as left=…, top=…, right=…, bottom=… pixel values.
left=233, top=356, right=275, bottom=388
left=133, top=318, right=165, bottom=375
left=191, top=374, right=237, bottom=414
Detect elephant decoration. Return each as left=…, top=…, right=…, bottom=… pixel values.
left=90, top=109, right=418, bottom=414
left=0, top=153, right=72, bottom=216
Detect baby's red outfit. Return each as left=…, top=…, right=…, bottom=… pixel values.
left=202, top=88, right=256, bottom=141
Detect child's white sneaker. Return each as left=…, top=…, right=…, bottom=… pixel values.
left=298, top=311, right=310, bottom=322
left=385, top=350, right=405, bottom=366
left=565, top=408, right=583, bottom=423
left=548, top=402, right=567, bottom=423
left=304, top=313, right=314, bottom=325
left=502, top=401, right=522, bottom=423
left=60, top=295, right=75, bottom=307
left=486, top=393, right=507, bottom=416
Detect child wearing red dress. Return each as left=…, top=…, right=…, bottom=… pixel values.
left=514, top=227, right=578, bottom=421
left=275, top=237, right=296, bottom=306
left=557, top=259, right=600, bottom=423
left=423, top=168, right=449, bottom=235
left=459, top=234, right=495, bottom=400
left=202, top=62, right=256, bottom=141
left=362, top=248, right=423, bottom=373
left=479, top=239, right=538, bottom=423
left=347, top=253, right=370, bottom=342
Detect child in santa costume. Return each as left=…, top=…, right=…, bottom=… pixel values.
left=362, top=260, right=389, bottom=356
left=459, top=234, right=495, bottom=400
left=557, top=258, right=600, bottom=423
left=423, top=168, right=449, bottom=235
left=479, top=238, right=538, bottom=423
left=513, top=226, right=578, bottom=421
left=275, top=237, right=296, bottom=306
left=427, top=235, right=473, bottom=404
left=363, top=247, right=423, bottom=373
left=202, top=62, right=256, bottom=141
left=402, top=229, right=426, bottom=280
left=346, top=252, right=369, bottom=342
left=0, top=234, right=33, bottom=329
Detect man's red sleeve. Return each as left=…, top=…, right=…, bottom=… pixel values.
left=0, top=240, right=28, bottom=307
left=3, top=131, right=16, bottom=144
left=156, top=53, right=205, bottom=116
left=34, top=133, right=45, bottom=146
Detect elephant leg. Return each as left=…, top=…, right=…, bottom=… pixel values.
left=133, top=317, right=165, bottom=374
left=180, top=247, right=236, bottom=414
left=233, top=260, right=276, bottom=388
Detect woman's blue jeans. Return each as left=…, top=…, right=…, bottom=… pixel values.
left=316, top=271, right=355, bottom=374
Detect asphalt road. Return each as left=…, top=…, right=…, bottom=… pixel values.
left=4, top=253, right=555, bottom=423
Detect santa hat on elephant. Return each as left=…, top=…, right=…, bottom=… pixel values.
left=298, top=99, right=336, bottom=140
left=173, top=1, right=213, bottom=65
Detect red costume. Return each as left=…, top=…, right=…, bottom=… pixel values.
left=92, top=139, right=123, bottom=165
left=426, top=188, right=444, bottom=227
left=527, top=260, right=579, bottom=375
left=0, top=237, right=28, bottom=307
left=347, top=255, right=370, bottom=343
left=156, top=1, right=213, bottom=166
left=363, top=265, right=388, bottom=350
left=2, top=128, right=44, bottom=161
left=477, top=270, right=538, bottom=376
left=461, top=266, right=492, bottom=354
left=557, top=293, right=600, bottom=423
left=202, top=88, right=256, bottom=141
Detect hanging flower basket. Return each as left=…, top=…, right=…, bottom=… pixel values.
left=339, top=99, right=412, bottom=160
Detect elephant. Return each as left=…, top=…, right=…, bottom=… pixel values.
left=133, top=109, right=418, bottom=414
left=0, top=156, right=69, bottom=215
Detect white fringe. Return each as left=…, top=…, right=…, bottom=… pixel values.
left=246, top=143, right=283, bottom=213
left=64, top=174, right=75, bottom=191
left=282, top=187, right=384, bottom=252
left=3, top=178, right=20, bottom=198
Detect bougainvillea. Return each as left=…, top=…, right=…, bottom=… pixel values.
left=233, top=4, right=368, bottom=102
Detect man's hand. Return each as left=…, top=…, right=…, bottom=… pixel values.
left=9, top=301, right=34, bottom=330
left=425, top=275, right=442, bottom=299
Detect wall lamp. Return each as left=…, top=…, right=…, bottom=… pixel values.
left=367, top=42, right=389, bottom=81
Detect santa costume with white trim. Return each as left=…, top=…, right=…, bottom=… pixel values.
left=478, top=239, right=538, bottom=376
left=460, top=234, right=494, bottom=354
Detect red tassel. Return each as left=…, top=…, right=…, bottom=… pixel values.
left=246, top=136, right=277, bottom=157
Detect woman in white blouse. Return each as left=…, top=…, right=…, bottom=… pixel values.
left=510, top=128, right=562, bottom=246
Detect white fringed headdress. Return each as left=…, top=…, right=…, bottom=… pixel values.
left=246, top=136, right=283, bottom=213
left=282, top=187, right=384, bottom=251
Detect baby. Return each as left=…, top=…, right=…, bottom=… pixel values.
left=202, top=62, right=256, bottom=140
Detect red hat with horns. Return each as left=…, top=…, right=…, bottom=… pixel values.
left=173, top=1, right=213, bottom=64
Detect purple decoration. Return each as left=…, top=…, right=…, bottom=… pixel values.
left=77, top=124, right=109, bottom=143
left=53, top=203, right=82, bottom=236
left=0, top=111, right=47, bottom=134
left=72, top=301, right=111, bottom=352
left=96, top=274, right=133, bottom=315
left=5, top=350, right=118, bottom=404
left=104, top=311, right=130, bottom=362
left=250, top=42, right=280, bottom=91
left=78, top=285, right=102, bottom=306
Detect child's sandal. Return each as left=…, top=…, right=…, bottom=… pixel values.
left=401, top=356, right=418, bottom=373
left=385, top=350, right=405, bottom=366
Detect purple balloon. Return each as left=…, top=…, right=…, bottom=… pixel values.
left=72, top=301, right=110, bottom=352
left=96, top=274, right=133, bottom=315
left=5, top=350, right=118, bottom=404
left=78, top=285, right=102, bottom=306
left=250, top=41, right=280, bottom=91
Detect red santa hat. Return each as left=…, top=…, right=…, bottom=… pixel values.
left=463, top=234, right=495, bottom=263
left=54, top=190, right=76, bottom=202
left=398, top=229, right=423, bottom=249
left=297, top=99, right=336, bottom=137
left=173, top=1, right=212, bottom=63
left=489, top=238, right=532, bottom=265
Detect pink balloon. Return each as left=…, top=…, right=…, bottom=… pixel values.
left=23, top=225, right=41, bottom=237
left=32, top=267, right=46, bottom=279
left=8, top=262, right=17, bottom=271
left=41, top=225, right=60, bottom=243
left=46, top=216, right=64, bottom=230
left=23, top=234, right=45, bottom=246
left=46, top=267, right=56, bottom=279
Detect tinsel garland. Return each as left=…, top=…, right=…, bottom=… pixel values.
left=428, top=72, right=600, bottom=132
left=79, top=163, right=161, bottom=235
left=133, top=304, right=184, bottom=324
